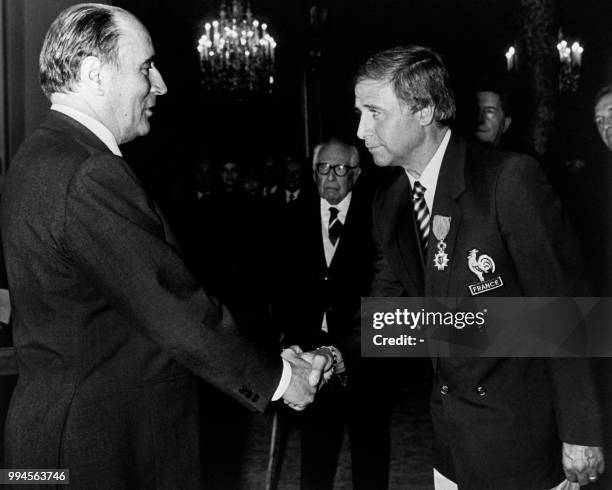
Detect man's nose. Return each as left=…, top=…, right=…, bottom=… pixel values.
left=356, top=114, right=370, bottom=140
left=478, top=108, right=486, bottom=124
left=326, top=169, right=337, bottom=182
left=150, top=67, right=168, bottom=95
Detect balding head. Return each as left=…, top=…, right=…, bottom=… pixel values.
left=39, top=3, right=127, bottom=98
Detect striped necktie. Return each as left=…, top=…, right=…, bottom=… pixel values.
left=328, top=206, right=342, bottom=246
left=412, top=181, right=430, bottom=256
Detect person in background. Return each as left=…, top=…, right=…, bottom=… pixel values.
left=273, top=138, right=399, bottom=489
left=594, top=84, right=612, bottom=153
left=261, top=155, right=281, bottom=198
left=473, top=78, right=513, bottom=149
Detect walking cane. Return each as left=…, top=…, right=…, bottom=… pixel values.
left=265, top=409, right=280, bottom=490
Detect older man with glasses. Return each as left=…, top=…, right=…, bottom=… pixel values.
left=270, top=137, right=401, bottom=489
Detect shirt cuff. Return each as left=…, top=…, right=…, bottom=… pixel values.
left=271, top=359, right=292, bottom=401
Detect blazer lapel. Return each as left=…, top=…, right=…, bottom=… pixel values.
left=43, top=111, right=184, bottom=251
left=425, top=134, right=467, bottom=298
left=379, top=169, right=424, bottom=295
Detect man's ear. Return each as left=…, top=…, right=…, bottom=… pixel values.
left=78, top=56, right=104, bottom=95
left=503, top=116, right=512, bottom=133
left=417, top=105, right=435, bottom=126
left=353, top=167, right=362, bottom=182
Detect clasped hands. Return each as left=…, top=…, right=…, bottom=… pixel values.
left=280, top=345, right=339, bottom=411
left=562, top=443, right=605, bottom=486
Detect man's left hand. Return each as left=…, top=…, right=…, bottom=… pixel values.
left=562, top=443, right=605, bottom=486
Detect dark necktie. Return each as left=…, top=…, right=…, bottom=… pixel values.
left=412, top=181, right=430, bottom=256
left=328, top=206, right=342, bottom=246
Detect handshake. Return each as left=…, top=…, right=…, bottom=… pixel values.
left=280, top=345, right=345, bottom=411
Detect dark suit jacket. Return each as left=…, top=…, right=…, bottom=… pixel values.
left=0, top=111, right=282, bottom=488
left=273, top=184, right=374, bottom=364
left=371, top=133, right=602, bottom=489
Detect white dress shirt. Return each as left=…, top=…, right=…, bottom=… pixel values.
left=319, top=192, right=352, bottom=332
left=320, top=192, right=352, bottom=267
left=286, top=189, right=301, bottom=203
left=405, top=128, right=451, bottom=212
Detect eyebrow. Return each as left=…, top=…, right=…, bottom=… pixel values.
left=355, top=103, right=381, bottom=112
left=141, top=56, right=156, bottom=67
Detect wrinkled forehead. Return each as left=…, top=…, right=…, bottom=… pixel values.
left=355, top=78, right=392, bottom=98
left=476, top=91, right=503, bottom=109
left=316, top=144, right=354, bottom=165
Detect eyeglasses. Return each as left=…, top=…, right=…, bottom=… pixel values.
left=315, top=163, right=358, bottom=177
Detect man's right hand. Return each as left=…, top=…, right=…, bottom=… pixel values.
left=281, top=349, right=317, bottom=411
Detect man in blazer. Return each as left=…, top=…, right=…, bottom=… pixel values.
left=274, top=138, right=399, bottom=489
left=0, top=5, right=329, bottom=488
left=354, top=45, right=604, bottom=489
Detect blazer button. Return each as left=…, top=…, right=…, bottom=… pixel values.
left=476, top=386, right=487, bottom=396
left=323, top=276, right=330, bottom=281
left=440, top=385, right=449, bottom=395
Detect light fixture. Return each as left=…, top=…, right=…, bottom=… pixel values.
left=556, top=29, right=583, bottom=94
left=505, top=46, right=516, bottom=72
left=197, top=0, right=277, bottom=95
left=504, top=29, right=584, bottom=94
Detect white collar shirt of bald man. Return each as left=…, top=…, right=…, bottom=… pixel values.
left=405, top=128, right=451, bottom=215
left=318, top=191, right=352, bottom=333
left=286, top=188, right=300, bottom=203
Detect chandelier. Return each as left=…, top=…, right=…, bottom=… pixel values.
left=503, top=28, right=584, bottom=94
left=197, top=0, right=277, bottom=95
left=556, top=29, right=583, bottom=94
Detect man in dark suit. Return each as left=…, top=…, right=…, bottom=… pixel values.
left=273, top=138, right=398, bottom=489
left=0, top=4, right=330, bottom=488
left=354, top=45, right=604, bottom=489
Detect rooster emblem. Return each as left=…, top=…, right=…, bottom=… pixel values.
left=467, top=248, right=495, bottom=282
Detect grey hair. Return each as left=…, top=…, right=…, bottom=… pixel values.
left=312, top=138, right=360, bottom=168
left=39, top=3, right=123, bottom=98
left=355, top=45, right=456, bottom=125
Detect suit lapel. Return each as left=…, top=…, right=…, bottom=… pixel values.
left=425, top=134, right=467, bottom=297
left=313, top=201, right=328, bottom=273
left=43, top=111, right=183, bottom=250
left=379, top=169, right=424, bottom=294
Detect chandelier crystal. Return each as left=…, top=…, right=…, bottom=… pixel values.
left=197, top=0, right=277, bottom=95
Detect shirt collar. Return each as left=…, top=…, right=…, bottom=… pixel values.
left=51, top=104, right=122, bottom=157
left=285, top=189, right=300, bottom=201
left=321, top=191, right=352, bottom=222
left=406, top=128, right=451, bottom=188
left=406, top=128, right=451, bottom=211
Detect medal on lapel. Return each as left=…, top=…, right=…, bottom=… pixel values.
left=432, top=215, right=451, bottom=271
left=466, top=248, right=504, bottom=295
